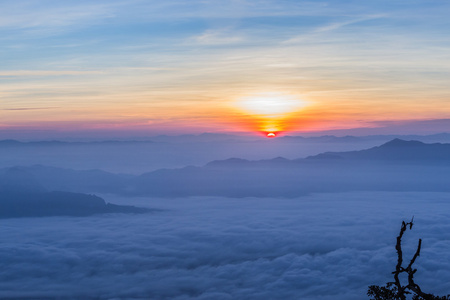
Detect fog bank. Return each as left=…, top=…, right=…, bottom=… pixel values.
left=1, top=192, right=449, bottom=299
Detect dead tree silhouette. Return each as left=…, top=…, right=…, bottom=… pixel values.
left=368, top=218, right=450, bottom=300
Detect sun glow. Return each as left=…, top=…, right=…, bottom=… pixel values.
left=237, top=92, right=307, bottom=116
left=235, top=92, right=308, bottom=135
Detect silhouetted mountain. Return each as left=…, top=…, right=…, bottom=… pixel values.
left=0, top=165, right=129, bottom=193
left=306, top=139, right=450, bottom=162
left=205, top=156, right=294, bottom=168
left=0, top=139, right=154, bottom=147
left=4, top=134, right=450, bottom=174
left=134, top=165, right=307, bottom=197
left=0, top=166, right=149, bottom=217
left=0, top=139, right=23, bottom=147
left=2, top=139, right=450, bottom=198
left=205, top=158, right=251, bottom=167
left=0, top=190, right=149, bottom=218
left=0, top=139, right=69, bottom=147
left=281, top=135, right=364, bottom=143
left=129, top=139, right=450, bottom=196
left=0, top=167, right=47, bottom=192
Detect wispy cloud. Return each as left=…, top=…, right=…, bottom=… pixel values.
left=191, top=29, right=244, bottom=45
left=2, top=107, right=59, bottom=111
left=0, top=70, right=104, bottom=77
left=316, top=14, right=386, bottom=32
left=283, top=14, right=387, bottom=44
left=0, top=1, right=116, bottom=36
left=1, top=0, right=450, bottom=133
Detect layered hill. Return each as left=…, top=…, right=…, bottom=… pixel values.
left=0, top=168, right=149, bottom=218
left=307, top=138, right=450, bottom=162
left=2, top=139, right=450, bottom=197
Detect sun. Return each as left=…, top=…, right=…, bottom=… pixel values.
left=234, top=92, right=308, bottom=136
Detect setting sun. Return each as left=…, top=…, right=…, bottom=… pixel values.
left=234, top=92, right=309, bottom=135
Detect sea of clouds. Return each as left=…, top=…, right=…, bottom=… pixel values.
left=1, top=192, right=450, bottom=299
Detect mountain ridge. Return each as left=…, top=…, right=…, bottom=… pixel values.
left=2, top=139, right=450, bottom=198
left=305, top=138, right=450, bottom=161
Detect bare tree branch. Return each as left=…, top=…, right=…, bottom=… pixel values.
left=368, top=218, right=450, bottom=300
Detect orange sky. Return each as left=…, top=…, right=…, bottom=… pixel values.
left=1, top=0, right=450, bottom=137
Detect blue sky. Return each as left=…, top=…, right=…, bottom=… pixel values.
left=1, top=0, right=450, bottom=135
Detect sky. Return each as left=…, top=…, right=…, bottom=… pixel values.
left=1, top=0, right=450, bottom=137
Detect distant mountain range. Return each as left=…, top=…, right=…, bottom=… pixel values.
left=0, top=168, right=149, bottom=218
left=307, top=138, right=450, bottom=161
left=0, top=190, right=149, bottom=218
left=1, top=139, right=450, bottom=198
left=2, top=133, right=450, bottom=145
left=0, top=165, right=129, bottom=194
left=3, top=134, right=450, bottom=175
left=204, top=138, right=450, bottom=166
left=0, top=139, right=154, bottom=147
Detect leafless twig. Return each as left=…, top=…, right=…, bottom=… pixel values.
left=368, top=218, right=450, bottom=300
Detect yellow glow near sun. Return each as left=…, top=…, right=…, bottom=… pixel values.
left=237, top=92, right=308, bottom=116
left=234, top=92, right=309, bottom=135
left=261, top=120, right=282, bottom=133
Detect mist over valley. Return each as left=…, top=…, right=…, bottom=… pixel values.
left=1, top=135, right=450, bottom=298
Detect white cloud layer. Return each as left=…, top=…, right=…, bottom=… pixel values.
left=1, top=192, right=450, bottom=299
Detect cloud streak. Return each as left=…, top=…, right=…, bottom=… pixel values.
left=0, top=70, right=104, bottom=77
left=0, top=1, right=115, bottom=32
left=2, top=0, right=450, bottom=134
left=2, top=107, right=59, bottom=111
